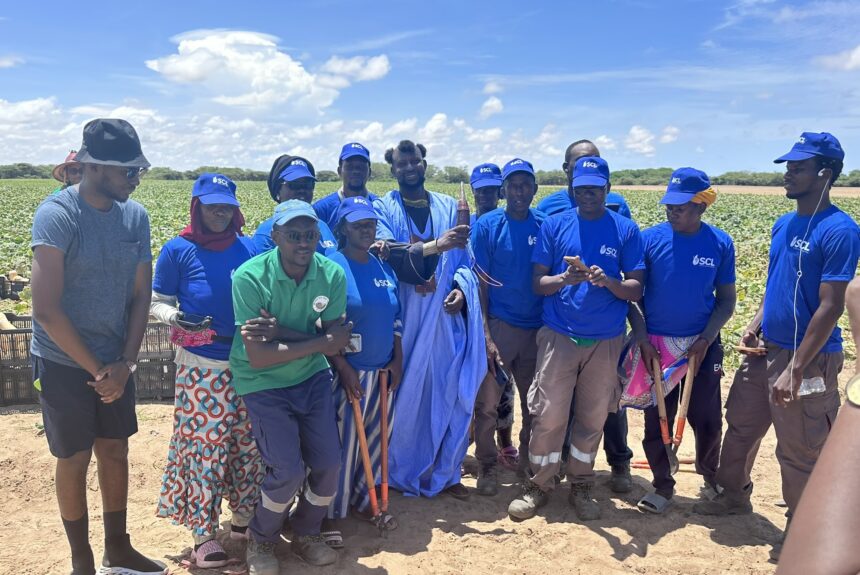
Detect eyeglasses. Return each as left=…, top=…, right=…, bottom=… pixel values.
left=280, top=230, right=321, bottom=244
left=126, top=167, right=148, bottom=181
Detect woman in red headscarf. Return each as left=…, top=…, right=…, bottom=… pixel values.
left=150, top=173, right=263, bottom=568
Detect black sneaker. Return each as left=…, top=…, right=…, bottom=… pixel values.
left=608, top=463, right=633, bottom=494
left=100, top=534, right=167, bottom=574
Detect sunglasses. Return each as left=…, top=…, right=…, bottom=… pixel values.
left=126, top=167, right=148, bottom=181
left=279, top=229, right=321, bottom=244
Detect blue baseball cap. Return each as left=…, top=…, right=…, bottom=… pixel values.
left=272, top=199, right=319, bottom=226
left=339, top=142, right=370, bottom=162
left=572, top=156, right=610, bottom=188
left=336, top=196, right=379, bottom=224
left=660, top=168, right=711, bottom=205
left=470, top=163, right=503, bottom=189
left=502, top=158, right=535, bottom=181
left=774, top=132, right=844, bottom=163
left=279, top=158, right=317, bottom=182
left=192, top=172, right=240, bottom=206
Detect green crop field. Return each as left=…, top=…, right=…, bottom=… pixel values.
left=1, top=178, right=857, bottom=367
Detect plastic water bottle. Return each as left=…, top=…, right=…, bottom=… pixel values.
left=798, top=376, right=826, bottom=396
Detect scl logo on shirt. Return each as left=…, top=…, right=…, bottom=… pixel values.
left=599, top=244, right=618, bottom=258
left=692, top=254, right=716, bottom=268
left=319, top=240, right=336, bottom=249
left=790, top=236, right=811, bottom=253
left=374, top=278, right=394, bottom=288
left=528, top=235, right=537, bottom=246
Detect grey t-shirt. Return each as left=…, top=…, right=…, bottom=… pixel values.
left=30, top=187, right=152, bottom=368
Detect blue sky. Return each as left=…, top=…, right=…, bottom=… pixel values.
left=1, top=0, right=859, bottom=174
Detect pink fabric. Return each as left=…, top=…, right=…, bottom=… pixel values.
left=170, top=327, right=217, bottom=348
left=620, top=334, right=697, bottom=410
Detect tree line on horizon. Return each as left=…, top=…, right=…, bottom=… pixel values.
left=2, top=162, right=860, bottom=187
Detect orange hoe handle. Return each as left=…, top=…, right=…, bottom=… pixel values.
left=651, top=358, right=671, bottom=446
left=379, top=370, right=390, bottom=514
left=350, top=396, right=381, bottom=520
left=673, top=355, right=697, bottom=448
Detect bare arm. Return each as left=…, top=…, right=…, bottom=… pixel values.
left=31, top=245, right=103, bottom=377
left=699, top=283, right=737, bottom=344
left=847, top=277, right=860, bottom=373
left=121, top=261, right=152, bottom=363
left=244, top=318, right=352, bottom=370
left=532, top=263, right=579, bottom=296
left=772, top=281, right=848, bottom=406
left=595, top=268, right=644, bottom=302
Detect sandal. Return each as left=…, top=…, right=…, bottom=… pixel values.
left=353, top=507, right=399, bottom=531
left=637, top=491, right=673, bottom=514
left=497, top=445, right=520, bottom=471
left=191, top=538, right=229, bottom=569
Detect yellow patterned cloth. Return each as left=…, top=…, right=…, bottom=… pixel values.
left=690, top=186, right=717, bottom=206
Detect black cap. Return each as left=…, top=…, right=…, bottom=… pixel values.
left=74, top=118, right=151, bottom=168
left=266, top=154, right=315, bottom=203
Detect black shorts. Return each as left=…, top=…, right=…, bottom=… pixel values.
left=34, top=355, right=138, bottom=459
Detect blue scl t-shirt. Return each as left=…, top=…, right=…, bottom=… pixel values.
left=153, top=236, right=257, bottom=360
left=537, top=188, right=633, bottom=220
left=641, top=222, right=736, bottom=337
left=327, top=251, right=402, bottom=371
left=313, top=191, right=379, bottom=230
left=471, top=207, right=546, bottom=329
left=252, top=215, right=338, bottom=257
left=30, top=187, right=152, bottom=367
left=532, top=209, right=645, bottom=339
left=762, top=205, right=860, bottom=353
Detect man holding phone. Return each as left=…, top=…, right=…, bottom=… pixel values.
left=230, top=200, right=352, bottom=572
left=508, top=156, right=644, bottom=521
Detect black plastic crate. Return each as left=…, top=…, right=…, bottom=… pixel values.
left=135, top=358, right=176, bottom=401
left=0, top=329, right=37, bottom=406
left=5, top=313, right=32, bottom=329
left=139, top=322, right=175, bottom=360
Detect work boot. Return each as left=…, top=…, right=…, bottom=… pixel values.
left=769, top=516, right=791, bottom=562
left=693, top=484, right=753, bottom=515
left=507, top=481, right=548, bottom=520
left=292, top=534, right=338, bottom=566
left=608, top=463, right=633, bottom=493
left=476, top=463, right=499, bottom=497
left=569, top=483, right=601, bottom=521
left=246, top=539, right=279, bottom=575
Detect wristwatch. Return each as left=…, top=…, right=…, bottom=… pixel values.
left=847, top=373, right=860, bottom=408
left=119, top=355, right=138, bottom=374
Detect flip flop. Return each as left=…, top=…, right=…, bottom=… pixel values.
left=637, top=492, right=673, bottom=514
left=321, top=530, right=344, bottom=549
left=497, top=445, right=520, bottom=471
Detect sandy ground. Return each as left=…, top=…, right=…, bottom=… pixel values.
left=6, top=368, right=854, bottom=575
left=612, top=185, right=860, bottom=198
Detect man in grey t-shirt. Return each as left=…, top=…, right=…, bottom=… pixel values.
left=30, top=119, right=165, bottom=575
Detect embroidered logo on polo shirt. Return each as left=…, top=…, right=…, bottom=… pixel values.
left=599, top=244, right=618, bottom=258
left=312, top=295, right=329, bottom=312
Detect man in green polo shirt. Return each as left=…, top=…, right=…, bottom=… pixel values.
left=230, top=200, right=352, bottom=573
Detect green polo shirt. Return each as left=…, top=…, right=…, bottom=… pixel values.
left=229, top=249, right=347, bottom=395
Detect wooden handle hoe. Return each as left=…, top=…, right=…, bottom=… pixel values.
left=672, top=355, right=697, bottom=454
left=350, top=396, right=383, bottom=531
left=379, top=370, right=390, bottom=514
left=651, top=358, right=679, bottom=475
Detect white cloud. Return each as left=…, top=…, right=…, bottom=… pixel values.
left=479, top=96, right=503, bottom=119
left=659, top=125, right=680, bottom=144
left=319, top=55, right=390, bottom=82
left=716, top=0, right=777, bottom=30
left=594, top=135, right=617, bottom=150
left=0, top=56, right=22, bottom=68
left=818, top=44, right=860, bottom=71
left=483, top=81, right=503, bottom=95
left=625, top=125, right=656, bottom=156
left=145, top=29, right=389, bottom=112
left=338, top=29, right=431, bottom=53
